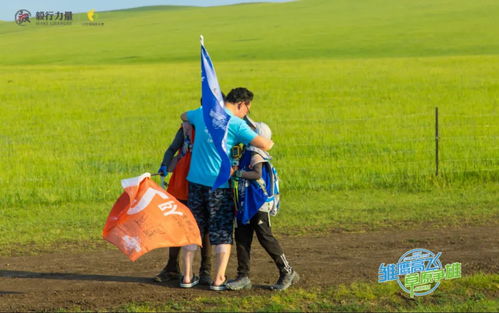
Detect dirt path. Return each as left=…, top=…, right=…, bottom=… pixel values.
left=1, top=225, right=498, bottom=312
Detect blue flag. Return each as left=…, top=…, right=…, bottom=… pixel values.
left=200, top=36, right=231, bottom=190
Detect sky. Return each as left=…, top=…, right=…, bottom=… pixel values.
left=1, top=0, right=290, bottom=21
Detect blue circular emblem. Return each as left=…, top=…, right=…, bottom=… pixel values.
left=396, top=248, right=443, bottom=297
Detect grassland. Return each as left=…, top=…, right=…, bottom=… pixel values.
left=0, top=56, right=497, bottom=250
left=1, top=0, right=499, bottom=64
left=52, top=273, right=496, bottom=312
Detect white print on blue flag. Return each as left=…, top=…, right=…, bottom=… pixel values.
left=200, top=35, right=231, bottom=190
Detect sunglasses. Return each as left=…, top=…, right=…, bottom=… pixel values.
left=241, top=102, right=251, bottom=115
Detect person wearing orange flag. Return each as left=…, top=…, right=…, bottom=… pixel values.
left=152, top=93, right=226, bottom=286
left=153, top=121, right=212, bottom=285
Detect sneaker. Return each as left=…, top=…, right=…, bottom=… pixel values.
left=226, top=276, right=252, bottom=291
left=153, top=270, right=180, bottom=283
left=199, top=272, right=213, bottom=286
left=270, top=270, right=300, bottom=291
left=209, top=279, right=228, bottom=291
left=179, top=275, right=200, bottom=288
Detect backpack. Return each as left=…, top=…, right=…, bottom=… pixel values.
left=260, top=162, right=280, bottom=217
left=234, top=148, right=281, bottom=225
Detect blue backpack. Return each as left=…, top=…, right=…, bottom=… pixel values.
left=234, top=149, right=280, bottom=225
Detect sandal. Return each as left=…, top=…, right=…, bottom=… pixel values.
left=210, top=279, right=228, bottom=291
left=179, top=275, right=199, bottom=288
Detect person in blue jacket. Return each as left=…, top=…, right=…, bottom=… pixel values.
left=226, top=122, right=299, bottom=291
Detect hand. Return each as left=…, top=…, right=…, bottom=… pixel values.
left=250, top=136, right=274, bottom=151
left=230, top=166, right=238, bottom=176
left=158, top=165, right=168, bottom=177
left=268, top=140, right=274, bottom=150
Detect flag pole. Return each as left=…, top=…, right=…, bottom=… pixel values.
left=151, top=173, right=167, bottom=188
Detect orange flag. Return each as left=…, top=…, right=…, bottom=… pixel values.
left=103, top=173, right=201, bottom=261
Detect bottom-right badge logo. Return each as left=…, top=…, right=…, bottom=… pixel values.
left=378, top=248, right=462, bottom=298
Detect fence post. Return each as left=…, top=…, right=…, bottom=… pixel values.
left=435, top=107, right=439, bottom=176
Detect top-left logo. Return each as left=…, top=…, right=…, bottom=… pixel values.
left=15, top=9, right=31, bottom=26
left=15, top=9, right=73, bottom=26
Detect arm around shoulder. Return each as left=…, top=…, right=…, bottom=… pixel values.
left=250, top=135, right=274, bottom=151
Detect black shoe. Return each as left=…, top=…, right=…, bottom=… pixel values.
left=153, top=270, right=180, bottom=283
left=199, top=272, right=212, bottom=285
left=226, top=276, right=252, bottom=291
left=270, top=270, right=300, bottom=291
left=179, top=275, right=200, bottom=288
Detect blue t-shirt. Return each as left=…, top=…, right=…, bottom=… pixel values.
left=186, top=107, right=257, bottom=188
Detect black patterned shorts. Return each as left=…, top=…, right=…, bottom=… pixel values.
left=187, top=182, right=235, bottom=245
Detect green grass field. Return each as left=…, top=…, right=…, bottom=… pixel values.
left=0, top=0, right=498, bottom=311
left=1, top=56, right=497, bottom=249
left=49, top=273, right=498, bottom=312
left=116, top=273, right=499, bottom=312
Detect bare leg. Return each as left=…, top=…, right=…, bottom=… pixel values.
left=181, top=245, right=198, bottom=283
left=213, top=244, right=231, bottom=286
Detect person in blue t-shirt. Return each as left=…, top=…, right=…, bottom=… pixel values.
left=179, top=87, right=274, bottom=291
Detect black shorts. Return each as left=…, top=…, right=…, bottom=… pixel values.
left=187, top=182, right=235, bottom=245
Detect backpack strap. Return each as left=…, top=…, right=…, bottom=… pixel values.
left=180, top=122, right=194, bottom=156
left=246, top=146, right=271, bottom=160
left=254, top=162, right=275, bottom=198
